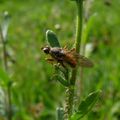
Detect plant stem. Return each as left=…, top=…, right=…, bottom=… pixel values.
left=75, top=0, right=83, bottom=53
left=0, top=27, right=12, bottom=120
left=71, top=0, right=83, bottom=85
left=7, top=84, right=12, bottom=120
left=64, top=0, right=84, bottom=119
left=64, top=86, right=74, bottom=120
left=0, top=27, right=8, bottom=71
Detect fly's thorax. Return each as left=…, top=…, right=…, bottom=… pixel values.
left=50, top=47, right=65, bottom=58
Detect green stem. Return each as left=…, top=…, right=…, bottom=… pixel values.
left=0, top=27, right=12, bottom=120
left=0, top=27, right=8, bottom=71
left=75, top=0, right=83, bottom=53
left=7, top=84, right=12, bottom=120
left=65, top=0, right=84, bottom=119
left=71, top=0, right=83, bottom=85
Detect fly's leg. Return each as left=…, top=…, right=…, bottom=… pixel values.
left=45, top=58, right=55, bottom=65
left=61, top=62, right=66, bottom=68
left=46, top=58, right=65, bottom=68
left=45, top=58, right=54, bottom=61
left=66, top=48, right=76, bottom=54
left=58, top=60, right=66, bottom=68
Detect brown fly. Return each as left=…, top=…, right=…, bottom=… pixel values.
left=42, top=46, right=94, bottom=68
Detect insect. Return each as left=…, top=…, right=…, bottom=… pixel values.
left=42, top=46, right=94, bottom=68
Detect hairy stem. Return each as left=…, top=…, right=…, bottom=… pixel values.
left=64, top=86, right=74, bottom=120
left=64, top=0, right=84, bottom=119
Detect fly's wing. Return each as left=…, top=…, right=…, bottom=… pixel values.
left=63, top=48, right=94, bottom=68
left=77, top=54, right=94, bottom=68
left=68, top=48, right=94, bottom=68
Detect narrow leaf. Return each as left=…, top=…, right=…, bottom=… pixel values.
left=82, top=13, right=97, bottom=44
left=53, top=75, right=69, bottom=87
left=1, top=11, right=11, bottom=41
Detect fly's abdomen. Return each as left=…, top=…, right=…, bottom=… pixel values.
left=64, top=55, right=77, bottom=68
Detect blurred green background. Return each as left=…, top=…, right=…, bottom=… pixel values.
left=0, top=0, right=120, bottom=120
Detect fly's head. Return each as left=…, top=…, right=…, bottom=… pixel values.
left=41, top=46, right=50, bottom=54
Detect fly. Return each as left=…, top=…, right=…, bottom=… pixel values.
left=42, top=46, right=94, bottom=68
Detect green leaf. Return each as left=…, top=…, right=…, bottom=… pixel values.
left=46, top=30, right=60, bottom=47
left=70, top=90, right=101, bottom=120
left=0, top=68, right=10, bottom=86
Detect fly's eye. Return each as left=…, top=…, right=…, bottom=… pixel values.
left=43, top=47, right=50, bottom=54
